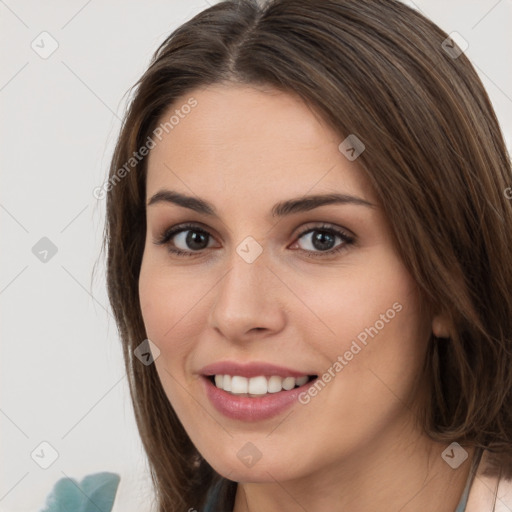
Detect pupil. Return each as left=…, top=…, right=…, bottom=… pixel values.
left=313, top=231, right=334, bottom=251
left=187, top=230, right=208, bottom=250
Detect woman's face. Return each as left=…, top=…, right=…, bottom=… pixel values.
left=139, top=83, right=430, bottom=482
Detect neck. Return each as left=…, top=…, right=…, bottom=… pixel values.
left=232, top=422, right=476, bottom=512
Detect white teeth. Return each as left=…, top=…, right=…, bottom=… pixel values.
left=295, top=375, right=308, bottom=386
left=212, top=374, right=311, bottom=395
left=223, top=375, right=232, bottom=392
left=248, top=376, right=268, bottom=395
left=281, top=377, right=296, bottom=390
left=267, top=376, right=283, bottom=393
left=231, top=376, right=248, bottom=394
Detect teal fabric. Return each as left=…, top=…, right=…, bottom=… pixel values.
left=203, top=480, right=224, bottom=512
left=40, top=472, right=221, bottom=512
left=453, top=447, right=483, bottom=512
left=39, top=472, right=120, bottom=512
left=454, top=475, right=471, bottom=512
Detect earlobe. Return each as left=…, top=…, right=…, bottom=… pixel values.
left=432, top=315, right=451, bottom=339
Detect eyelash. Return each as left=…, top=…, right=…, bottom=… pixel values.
left=153, top=222, right=355, bottom=259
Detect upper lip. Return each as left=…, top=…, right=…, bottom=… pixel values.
left=199, top=361, right=316, bottom=378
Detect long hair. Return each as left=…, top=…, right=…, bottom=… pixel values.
left=100, top=1, right=512, bottom=510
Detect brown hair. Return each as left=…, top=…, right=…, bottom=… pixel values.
left=100, top=0, right=512, bottom=510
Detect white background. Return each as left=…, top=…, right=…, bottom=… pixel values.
left=1, top=1, right=511, bottom=511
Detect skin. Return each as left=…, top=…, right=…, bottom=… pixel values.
left=138, top=83, right=475, bottom=512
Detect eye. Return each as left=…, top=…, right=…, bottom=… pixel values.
left=153, top=222, right=217, bottom=257
left=153, top=222, right=355, bottom=258
left=292, top=223, right=355, bottom=258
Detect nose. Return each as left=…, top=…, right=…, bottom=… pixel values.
left=208, top=248, right=287, bottom=343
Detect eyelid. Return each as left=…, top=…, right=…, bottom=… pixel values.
left=155, top=220, right=354, bottom=241
left=293, top=221, right=355, bottom=240
left=153, top=222, right=219, bottom=247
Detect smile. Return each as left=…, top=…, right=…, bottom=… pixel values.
left=199, top=361, right=319, bottom=421
left=210, top=374, right=316, bottom=396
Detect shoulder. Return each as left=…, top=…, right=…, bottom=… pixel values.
left=465, top=450, right=512, bottom=512
left=39, top=472, right=120, bottom=512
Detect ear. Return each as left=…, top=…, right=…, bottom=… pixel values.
left=432, top=314, right=451, bottom=339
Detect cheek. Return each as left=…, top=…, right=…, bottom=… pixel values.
left=138, top=260, right=164, bottom=341
left=333, top=268, right=426, bottom=408
left=138, top=257, right=215, bottom=384
left=291, top=263, right=427, bottom=461
left=300, top=251, right=428, bottom=418
left=297, top=251, right=424, bottom=360
left=139, top=257, right=202, bottom=343
left=138, top=261, right=203, bottom=416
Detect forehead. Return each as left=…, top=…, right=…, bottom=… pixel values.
left=145, top=83, right=374, bottom=208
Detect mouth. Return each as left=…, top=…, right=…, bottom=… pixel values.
left=198, top=361, right=320, bottom=421
left=206, top=374, right=318, bottom=397
left=201, top=372, right=319, bottom=421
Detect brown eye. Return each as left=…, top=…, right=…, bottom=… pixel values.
left=292, top=224, right=355, bottom=258
left=154, top=223, right=217, bottom=256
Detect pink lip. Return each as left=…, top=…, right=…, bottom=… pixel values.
left=201, top=375, right=316, bottom=421
left=199, top=361, right=314, bottom=378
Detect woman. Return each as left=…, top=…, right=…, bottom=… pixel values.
left=41, top=0, right=512, bottom=511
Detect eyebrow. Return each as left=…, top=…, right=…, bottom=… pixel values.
left=147, top=189, right=375, bottom=217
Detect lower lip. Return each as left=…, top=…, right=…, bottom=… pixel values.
left=201, top=376, right=316, bottom=421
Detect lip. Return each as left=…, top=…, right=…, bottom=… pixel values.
left=199, top=360, right=314, bottom=378
left=201, top=375, right=317, bottom=421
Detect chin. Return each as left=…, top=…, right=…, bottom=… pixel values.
left=203, top=447, right=307, bottom=483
